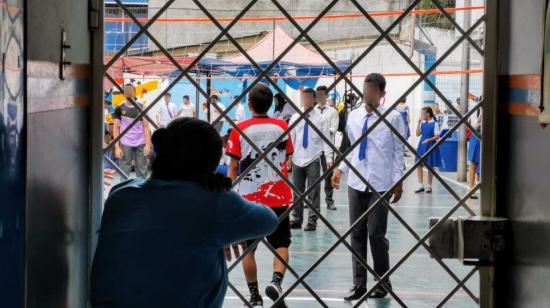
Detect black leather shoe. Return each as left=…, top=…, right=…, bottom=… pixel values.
left=327, top=203, right=337, bottom=210
left=290, top=221, right=302, bottom=229
left=414, top=187, right=425, bottom=194
left=344, top=286, right=366, bottom=301
left=303, top=224, right=316, bottom=231
left=368, top=283, right=392, bottom=299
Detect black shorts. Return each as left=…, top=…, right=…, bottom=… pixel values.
left=246, top=206, right=291, bottom=251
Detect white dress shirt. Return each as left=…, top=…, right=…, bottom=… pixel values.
left=289, top=108, right=334, bottom=168
left=158, top=101, right=177, bottom=127
left=315, top=104, right=339, bottom=137
left=338, top=106, right=406, bottom=192
left=179, top=102, right=195, bottom=118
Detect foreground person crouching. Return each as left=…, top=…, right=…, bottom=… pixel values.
left=91, top=118, right=278, bottom=308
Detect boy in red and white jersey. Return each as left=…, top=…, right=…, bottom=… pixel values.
left=226, top=84, right=293, bottom=308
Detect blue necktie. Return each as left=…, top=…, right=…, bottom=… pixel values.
left=303, top=121, right=309, bottom=149
left=358, top=113, right=373, bottom=161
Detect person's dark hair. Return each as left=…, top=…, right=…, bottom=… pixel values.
left=302, top=87, right=316, bottom=98
left=105, top=101, right=112, bottom=106
left=165, top=93, right=172, bottom=98
left=249, top=84, right=273, bottom=114
left=364, top=73, right=386, bottom=92
left=422, top=106, right=436, bottom=120
left=316, top=85, right=328, bottom=94
left=210, top=94, right=219, bottom=101
left=183, top=95, right=190, bottom=100
left=151, top=118, right=222, bottom=182
left=273, top=93, right=287, bottom=113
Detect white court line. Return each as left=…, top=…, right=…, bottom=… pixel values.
left=416, top=164, right=470, bottom=189
left=405, top=163, right=471, bottom=190
left=435, top=171, right=471, bottom=190
left=333, top=204, right=460, bottom=209
left=225, top=296, right=344, bottom=302
left=224, top=296, right=363, bottom=304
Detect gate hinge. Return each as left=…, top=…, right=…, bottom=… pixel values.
left=428, top=216, right=508, bottom=266
left=89, top=0, right=101, bottom=31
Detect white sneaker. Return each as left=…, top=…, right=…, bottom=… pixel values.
left=265, top=283, right=287, bottom=308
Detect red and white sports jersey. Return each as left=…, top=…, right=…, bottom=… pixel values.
left=225, top=116, right=294, bottom=208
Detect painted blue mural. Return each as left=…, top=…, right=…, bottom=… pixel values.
left=168, top=77, right=287, bottom=135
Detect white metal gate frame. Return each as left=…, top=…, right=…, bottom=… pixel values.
left=100, top=1, right=493, bottom=307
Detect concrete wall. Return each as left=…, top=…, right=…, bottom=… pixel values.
left=311, top=43, right=423, bottom=145
left=25, top=0, right=92, bottom=307
left=147, top=0, right=403, bottom=51
left=495, top=0, right=550, bottom=307
left=291, top=28, right=481, bottom=148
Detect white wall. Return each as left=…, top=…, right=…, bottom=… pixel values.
left=322, top=43, right=425, bottom=146
left=147, top=0, right=403, bottom=50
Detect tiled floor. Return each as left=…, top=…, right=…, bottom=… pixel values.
left=104, top=164, right=481, bottom=307
left=224, top=172, right=480, bottom=308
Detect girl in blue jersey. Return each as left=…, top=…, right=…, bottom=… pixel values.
left=415, top=107, right=442, bottom=194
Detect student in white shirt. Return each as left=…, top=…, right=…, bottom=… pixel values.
left=315, top=85, right=339, bottom=210
left=331, top=73, right=405, bottom=301
left=203, top=94, right=226, bottom=134
left=233, top=96, right=246, bottom=123
left=273, top=93, right=295, bottom=122
left=288, top=88, right=333, bottom=231
left=156, top=93, right=177, bottom=128
left=177, top=95, right=196, bottom=118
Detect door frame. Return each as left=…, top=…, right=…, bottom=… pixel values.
left=87, top=0, right=501, bottom=306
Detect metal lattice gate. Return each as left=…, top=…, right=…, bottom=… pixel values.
left=95, top=0, right=498, bottom=306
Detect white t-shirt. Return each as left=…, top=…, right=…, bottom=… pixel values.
left=275, top=103, right=296, bottom=120
left=158, top=102, right=177, bottom=127
left=235, top=103, right=246, bottom=122
left=180, top=103, right=195, bottom=118
left=204, top=102, right=226, bottom=123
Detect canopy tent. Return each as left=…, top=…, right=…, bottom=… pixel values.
left=204, top=26, right=351, bottom=89
left=104, top=55, right=203, bottom=78
left=103, top=55, right=225, bottom=90
left=103, top=27, right=351, bottom=91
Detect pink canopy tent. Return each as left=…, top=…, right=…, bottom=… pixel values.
left=224, top=26, right=345, bottom=67
left=104, top=56, right=199, bottom=78
left=102, top=55, right=214, bottom=90
left=212, top=26, right=350, bottom=89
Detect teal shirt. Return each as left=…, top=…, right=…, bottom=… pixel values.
left=91, top=179, right=278, bottom=308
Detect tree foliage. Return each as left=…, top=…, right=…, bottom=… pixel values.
left=417, top=0, right=456, bottom=30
